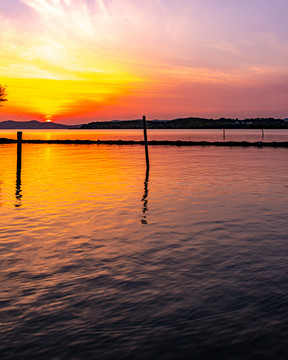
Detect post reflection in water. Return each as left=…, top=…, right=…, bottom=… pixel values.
left=141, top=169, right=149, bottom=224
left=15, top=143, right=22, bottom=207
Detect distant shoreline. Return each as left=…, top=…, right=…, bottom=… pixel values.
left=81, top=117, right=288, bottom=129
left=1, top=117, right=288, bottom=130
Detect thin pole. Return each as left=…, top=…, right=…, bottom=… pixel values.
left=142, top=116, right=150, bottom=170
left=16, top=132, right=22, bottom=207
left=17, top=131, right=22, bottom=170
left=223, top=128, right=226, bottom=140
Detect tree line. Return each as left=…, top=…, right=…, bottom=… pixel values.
left=81, top=117, right=288, bottom=129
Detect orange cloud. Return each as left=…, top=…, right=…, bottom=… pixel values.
left=1, top=0, right=288, bottom=122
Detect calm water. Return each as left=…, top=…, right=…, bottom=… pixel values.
left=1, top=139, right=288, bottom=359
left=1, top=128, right=288, bottom=142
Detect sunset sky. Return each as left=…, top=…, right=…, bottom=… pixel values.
left=1, top=0, right=288, bottom=124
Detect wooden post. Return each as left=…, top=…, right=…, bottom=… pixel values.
left=223, top=128, right=226, bottom=140
left=142, top=116, right=150, bottom=170
left=17, top=131, right=22, bottom=171
left=261, top=129, right=264, bottom=138
left=16, top=132, right=22, bottom=207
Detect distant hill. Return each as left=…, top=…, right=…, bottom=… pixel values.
left=81, top=117, right=288, bottom=129
left=3, top=118, right=288, bottom=130
left=0, top=120, right=80, bottom=129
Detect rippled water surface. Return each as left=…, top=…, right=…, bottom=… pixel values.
left=1, top=141, right=288, bottom=359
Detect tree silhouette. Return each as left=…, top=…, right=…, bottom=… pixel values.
left=0, top=85, right=7, bottom=105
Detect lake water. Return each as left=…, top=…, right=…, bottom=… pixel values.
left=1, top=128, right=288, bottom=142
left=1, top=131, right=288, bottom=359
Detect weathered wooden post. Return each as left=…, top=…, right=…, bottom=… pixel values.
left=15, top=131, right=22, bottom=207
left=261, top=129, right=264, bottom=138
left=17, top=131, right=22, bottom=171
left=142, top=116, right=150, bottom=170
left=223, top=128, right=226, bottom=140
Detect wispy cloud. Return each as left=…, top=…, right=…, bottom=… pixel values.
left=1, top=0, right=288, bottom=121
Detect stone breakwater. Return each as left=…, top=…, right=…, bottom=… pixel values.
left=1, top=137, right=288, bottom=147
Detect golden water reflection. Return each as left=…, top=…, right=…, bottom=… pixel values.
left=0, top=143, right=287, bottom=235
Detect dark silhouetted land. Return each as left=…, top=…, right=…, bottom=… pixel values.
left=2, top=117, right=288, bottom=130
left=0, top=120, right=80, bottom=129
left=81, top=117, right=288, bottom=129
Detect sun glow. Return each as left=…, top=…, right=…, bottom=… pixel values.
left=1, top=68, right=144, bottom=121
left=0, top=0, right=148, bottom=122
